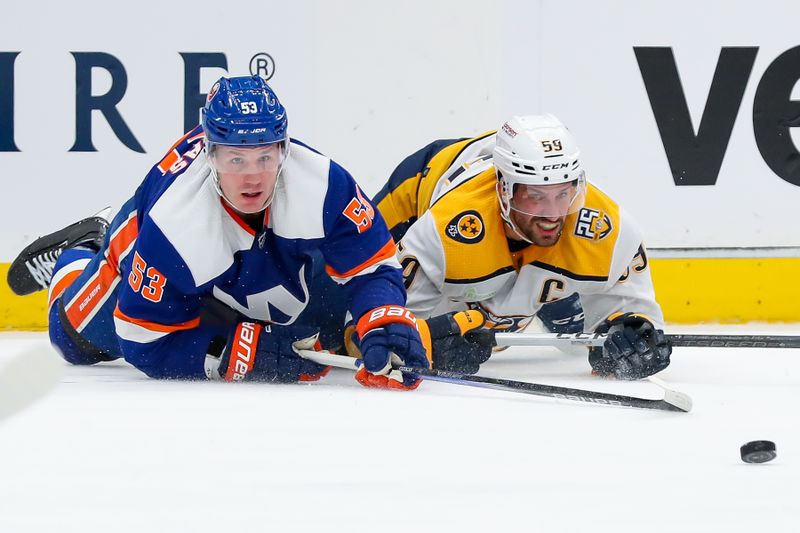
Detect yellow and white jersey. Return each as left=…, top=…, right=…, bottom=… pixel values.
left=395, top=156, right=664, bottom=332
left=374, top=132, right=496, bottom=242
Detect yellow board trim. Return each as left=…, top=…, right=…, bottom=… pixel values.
left=3, top=258, right=800, bottom=329
left=649, top=257, right=800, bottom=323
left=0, top=263, right=50, bottom=330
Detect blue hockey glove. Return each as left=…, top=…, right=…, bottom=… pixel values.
left=216, top=322, right=330, bottom=383
left=537, top=293, right=585, bottom=334
left=354, top=305, right=429, bottom=390
left=589, top=312, right=671, bottom=380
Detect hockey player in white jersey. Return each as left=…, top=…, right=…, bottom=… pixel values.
left=8, top=75, right=429, bottom=389
left=373, top=114, right=672, bottom=380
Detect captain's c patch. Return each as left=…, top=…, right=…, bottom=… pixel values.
left=445, top=210, right=485, bottom=244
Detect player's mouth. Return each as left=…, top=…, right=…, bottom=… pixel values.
left=534, top=219, right=561, bottom=235
left=241, top=191, right=262, bottom=199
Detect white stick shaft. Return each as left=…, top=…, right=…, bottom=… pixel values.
left=297, top=349, right=359, bottom=370
left=296, top=349, right=406, bottom=382
left=494, top=332, right=607, bottom=347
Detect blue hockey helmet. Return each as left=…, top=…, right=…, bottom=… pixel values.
left=202, top=76, right=289, bottom=215
left=201, top=75, right=288, bottom=146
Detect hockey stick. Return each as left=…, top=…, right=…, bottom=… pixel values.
left=0, top=347, right=64, bottom=422
left=493, top=332, right=800, bottom=349
left=296, top=349, right=692, bottom=413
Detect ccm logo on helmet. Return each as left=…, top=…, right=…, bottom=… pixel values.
left=542, top=163, right=569, bottom=170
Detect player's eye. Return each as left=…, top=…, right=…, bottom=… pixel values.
left=230, top=157, right=244, bottom=165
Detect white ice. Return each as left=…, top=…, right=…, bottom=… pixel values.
left=0, top=326, right=798, bottom=533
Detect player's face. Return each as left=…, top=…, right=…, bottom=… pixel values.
left=212, top=144, right=284, bottom=214
left=509, top=182, right=577, bottom=246
left=510, top=210, right=565, bottom=246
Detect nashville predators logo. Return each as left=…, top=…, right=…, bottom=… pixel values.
left=446, top=210, right=485, bottom=244
left=574, top=208, right=613, bottom=241
left=468, top=303, right=532, bottom=352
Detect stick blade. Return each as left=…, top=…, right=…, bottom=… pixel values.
left=647, top=377, right=692, bottom=412
left=662, top=389, right=693, bottom=412
left=0, top=347, right=64, bottom=422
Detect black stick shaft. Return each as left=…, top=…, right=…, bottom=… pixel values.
left=295, top=349, right=691, bottom=413
left=494, top=332, right=800, bottom=349
left=398, top=366, right=689, bottom=412
left=667, top=334, right=800, bottom=348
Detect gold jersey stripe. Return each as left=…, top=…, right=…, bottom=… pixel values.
left=416, top=130, right=495, bottom=217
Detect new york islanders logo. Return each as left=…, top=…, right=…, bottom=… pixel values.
left=446, top=210, right=485, bottom=244
left=574, top=208, right=613, bottom=241
left=207, top=82, right=220, bottom=102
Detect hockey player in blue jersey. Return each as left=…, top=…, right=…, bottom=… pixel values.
left=7, top=75, right=429, bottom=389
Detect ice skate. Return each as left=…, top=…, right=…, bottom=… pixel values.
left=7, top=211, right=110, bottom=296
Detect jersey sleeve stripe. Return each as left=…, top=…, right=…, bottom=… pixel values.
left=157, top=149, right=181, bottom=175
left=63, top=213, right=139, bottom=332
left=374, top=174, right=422, bottom=235
left=113, top=315, right=170, bottom=344
left=155, top=129, right=204, bottom=175
left=63, top=262, right=123, bottom=332
left=114, top=304, right=201, bottom=334
left=325, top=238, right=399, bottom=283
left=105, top=212, right=139, bottom=270
left=48, top=258, right=90, bottom=309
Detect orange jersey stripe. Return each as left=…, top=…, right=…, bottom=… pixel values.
left=64, top=214, right=139, bottom=330
left=114, top=304, right=201, bottom=333
left=157, top=150, right=181, bottom=175
left=155, top=130, right=204, bottom=174
left=106, top=215, right=139, bottom=271
left=325, top=238, right=397, bottom=279
left=49, top=269, right=84, bottom=308
left=64, top=259, right=120, bottom=330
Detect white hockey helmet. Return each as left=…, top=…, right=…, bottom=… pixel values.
left=494, top=114, right=586, bottom=230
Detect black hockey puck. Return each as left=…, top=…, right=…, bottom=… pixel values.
left=740, top=440, right=776, bottom=464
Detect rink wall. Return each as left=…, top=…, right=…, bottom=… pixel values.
left=2, top=0, right=800, bottom=328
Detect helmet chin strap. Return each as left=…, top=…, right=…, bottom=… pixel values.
left=496, top=179, right=532, bottom=244
left=505, top=219, right=532, bottom=244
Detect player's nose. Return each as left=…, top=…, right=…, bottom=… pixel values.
left=241, top=172, right=264, bottom=185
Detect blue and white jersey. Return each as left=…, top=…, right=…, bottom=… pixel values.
left=55, top=126, right=404, bottom=378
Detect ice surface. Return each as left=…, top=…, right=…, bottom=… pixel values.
left=0, top=327, right=798, bottom=533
